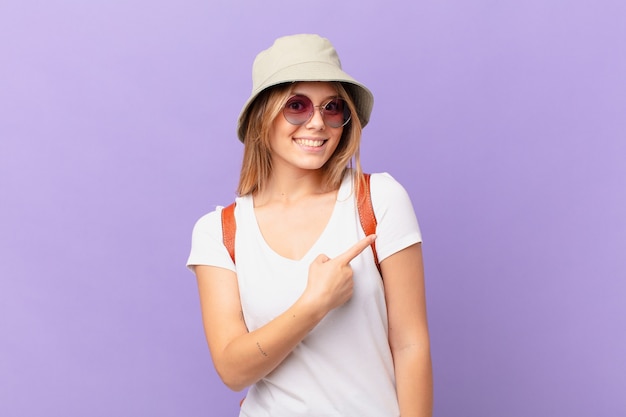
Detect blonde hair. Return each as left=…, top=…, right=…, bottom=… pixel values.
left=237, top=82, right=365, bottom=196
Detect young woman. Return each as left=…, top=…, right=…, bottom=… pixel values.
left=187, top=34, right=432, bottom=416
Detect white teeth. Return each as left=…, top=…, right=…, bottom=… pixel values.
left=295, top=138, right=325, bottom=147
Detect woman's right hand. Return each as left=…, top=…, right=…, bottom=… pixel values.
left=304, top=235, right=377, bottom=313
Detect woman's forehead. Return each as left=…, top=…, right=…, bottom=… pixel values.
left=291, top=81, right=338, bottom=96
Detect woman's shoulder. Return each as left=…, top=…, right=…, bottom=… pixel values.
left=369, top=172, right=410, bottom=197
left=192, top=195, right=252, bottom=232
left=366, top=171, right=419, bottom=222
left=188, top=203, right=241, bottom=271
left=191, top=207, right=224, bottom=235
left=369, top=171, right=400, bottom=184
left=366, top=172, right=422, bottom=254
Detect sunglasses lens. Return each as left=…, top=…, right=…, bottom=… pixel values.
left=283, top=95, right=351, bottom=127
left=284, top=95, right=314, bottom=125
left=322, top=98, right=349, bottom=128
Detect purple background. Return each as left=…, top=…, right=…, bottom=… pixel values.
left=1, top=0, right=625, bottom=416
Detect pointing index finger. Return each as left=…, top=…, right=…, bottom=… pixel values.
left=336, top=235, right=377, bottom=264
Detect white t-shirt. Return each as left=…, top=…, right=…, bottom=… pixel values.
left=187, top=172, right=422, bottom=417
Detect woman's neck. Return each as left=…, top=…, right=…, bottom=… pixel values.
left=255, top=170, right=331, bottom=206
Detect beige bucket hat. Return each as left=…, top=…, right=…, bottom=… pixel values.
left=237, top=34, right=374, bottom=142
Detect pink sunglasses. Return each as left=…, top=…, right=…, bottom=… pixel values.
left=283, top=95, right=351, bottom=128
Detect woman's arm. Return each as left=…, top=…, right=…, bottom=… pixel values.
left=194, top=235, right=376, bottom=391
left=382, top=242, right=433, bottom=417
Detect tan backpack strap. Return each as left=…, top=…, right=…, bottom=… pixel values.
left=221, top=203, right=237, bottom=264
left=357, top=173, right=382, bottom=277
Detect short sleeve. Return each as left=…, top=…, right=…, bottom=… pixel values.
left=369, top=172, right=422, bottom=262
left=186, top=207, right=236, bottom=273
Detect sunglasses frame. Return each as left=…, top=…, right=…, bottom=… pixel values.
left=283, top=94, right=352, bottom=128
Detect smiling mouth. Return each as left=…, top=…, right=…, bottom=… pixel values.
left=294, top=138, right=326, bottom=147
